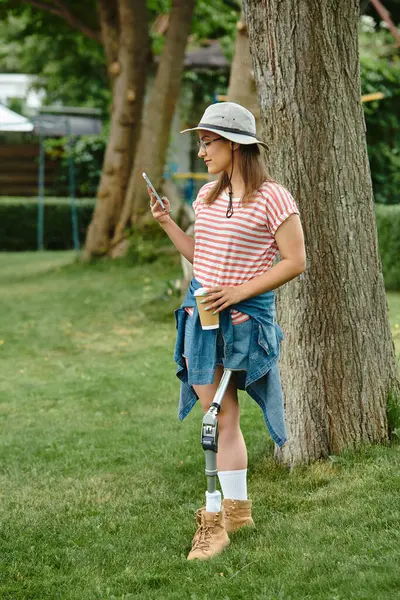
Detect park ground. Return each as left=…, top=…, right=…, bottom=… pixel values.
left=0, top=250, right=399, bottom=600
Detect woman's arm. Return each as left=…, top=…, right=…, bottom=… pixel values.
left=240, top=214, right=306, bottom=298
left=202, top=214, right=306, bottom=312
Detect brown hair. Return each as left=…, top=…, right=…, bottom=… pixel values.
left=203, top=144, right=269, bottom=205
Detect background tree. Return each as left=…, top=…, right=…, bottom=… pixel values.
left=0, top=0, right=150, bottom=258
left=83, top=0, right=149, bottom=258
left=0, top=1, right=108, bottom=110
left=0, top=0, right=240, bottom=258
left=226, top=7, right=259, bottom=126
left=111, top=0, right=240, bottom=254
left=84, top=0, right=149, bottom=258
left=362, top=0, right=400, bottom=20
left=110, top=0, right=196, bottom=257
left=243, top=0, right=399, bottom=465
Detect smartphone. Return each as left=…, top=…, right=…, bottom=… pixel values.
left=142, top=172, right=166, bottom=211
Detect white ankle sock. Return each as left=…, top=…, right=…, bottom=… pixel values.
left=205, top=490, right=222, bottom=513
left=218, top=469, right=248, bottom=500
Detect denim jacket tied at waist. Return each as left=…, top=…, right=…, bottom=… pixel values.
left=174, top=278, right=287, bottom=447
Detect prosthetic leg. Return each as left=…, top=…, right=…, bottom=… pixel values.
left=201, top=368, right=233, bottom=493
left=187, top=369, right=240, bottom=560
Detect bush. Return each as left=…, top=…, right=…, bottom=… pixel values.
left=0, top=200, right=398, bottom=291
left=375, top=204, right=400, bottom=290
left=360, top=24, right=400, bottom=205
left=44, top=135, right=106, bottom=197
left=0, top=198, right=95, bottom=251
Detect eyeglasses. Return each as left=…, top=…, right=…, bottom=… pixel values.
left=196, top=137, right=223, bottom=152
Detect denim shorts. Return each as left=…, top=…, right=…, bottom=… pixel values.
left=183, top=313, right=252, bottom=372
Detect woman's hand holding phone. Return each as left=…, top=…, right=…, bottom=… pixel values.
left=143, top=172, right=172, bottom=225
left=147, top=187, right=172, bottom=224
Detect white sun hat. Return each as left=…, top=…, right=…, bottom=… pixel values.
left=180, top=101, right=266, bottom=148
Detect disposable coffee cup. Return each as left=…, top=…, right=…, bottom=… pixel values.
left=194, top=287, right=219, bottom=330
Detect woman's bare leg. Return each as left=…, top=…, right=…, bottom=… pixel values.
left=185, top=361, right=251, bottom=561
left=187, top=361, right=247, bottom=471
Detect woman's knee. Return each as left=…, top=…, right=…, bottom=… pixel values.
left=191, top=367, right=240, bottom=425
left=194, top=389, right=240, bottom=423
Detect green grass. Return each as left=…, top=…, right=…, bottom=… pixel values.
left=0, top=251, right=399, bottom=600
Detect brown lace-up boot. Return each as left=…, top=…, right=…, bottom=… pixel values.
left=223, top=499, right=254, bottom=533
left=187, top=507, right=230, bottom=560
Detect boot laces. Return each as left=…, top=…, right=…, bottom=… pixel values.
left=225, top=500, right=237, bottom=518
left=193, top=522, right=213, bottom=550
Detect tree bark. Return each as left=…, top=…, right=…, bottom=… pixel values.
left=243, top=0, right=399, bottom=465
left=83, top=0, right=149, bottom=258
left=110, top=0, right=196, bottom=253
left=97, top=0, right=119, bottom=92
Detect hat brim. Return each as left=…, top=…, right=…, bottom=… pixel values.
left=180, top=126, right=267, bottom=149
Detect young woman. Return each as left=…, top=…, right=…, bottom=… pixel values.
left=148, top=102, right=306, bottom=561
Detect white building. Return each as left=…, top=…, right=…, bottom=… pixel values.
left=0, top=103, right=33, bottom=131
left=0, top=74, right=45, bottom=110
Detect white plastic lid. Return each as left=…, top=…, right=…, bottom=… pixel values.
left=194, top=287, right=208, bottom=297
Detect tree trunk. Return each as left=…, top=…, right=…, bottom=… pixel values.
left=226, top=9, right=259, bottom=129
left=110, top=0, right=196, bottom=253
left=243, top=0, right=399, bottom=465
left=83, top=0, right=149, bottom=258
left=97, top=0, right=119, bottom=93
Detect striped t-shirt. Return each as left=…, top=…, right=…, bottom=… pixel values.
left=188, top=179, right=299, bottom=324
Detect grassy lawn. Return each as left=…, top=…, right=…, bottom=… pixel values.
left=0, top=251, right=399, bottom=600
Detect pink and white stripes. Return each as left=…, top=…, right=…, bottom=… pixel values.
left=189, top=180, right=299, bottom=324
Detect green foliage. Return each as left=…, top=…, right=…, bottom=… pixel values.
left=191, top=0, right=239, bottom=55
left=180, top=0, right=239, bottom=116
left=360, top=22, right=400, bottom=205
left=0, top=0, right=239, bottom=114
left=149, top=0, right=239, bottom=57
left=44, top=134, right=107, bottom=197
left=0, top=198, right=95, bottom=251
left=147, top=0, right=170, bottom=56
left=0, top=8, right=109, bottom=113
left=375, top=204, right=400, bottom=290
left=0, top=0, right=99, bottom=34
left=125, top=232, right=165, bottom=265
left=1, top=202, right=399, bottom=296
left=1, top=3, right=399, bottom=209
left=181, top=69, right=229, bottom=123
